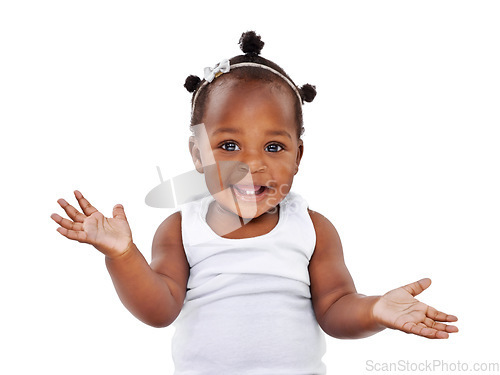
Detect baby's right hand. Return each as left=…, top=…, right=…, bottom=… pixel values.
left=51, top=190, right=133, bottom=259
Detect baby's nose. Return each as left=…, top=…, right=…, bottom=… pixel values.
left=240, top=152, right=267, bottom=173
left=213, top=160, right=251, bottom=187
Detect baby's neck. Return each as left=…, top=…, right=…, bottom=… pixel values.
left=206, top=201, right=280, bottom=240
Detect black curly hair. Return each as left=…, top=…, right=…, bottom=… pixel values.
left=184, top=31, right=316, bottom=139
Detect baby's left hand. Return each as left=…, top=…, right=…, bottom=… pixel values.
left=372, top=278, right=458, bottom=339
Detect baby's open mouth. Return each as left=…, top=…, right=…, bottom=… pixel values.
left=231, top=184, right=268, bottom=200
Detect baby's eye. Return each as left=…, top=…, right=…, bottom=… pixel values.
left=265, top=143, right=283, bottom=152
left=221, top=142, right=240, bottom=151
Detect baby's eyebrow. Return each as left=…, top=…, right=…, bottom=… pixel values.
left=266, top=130, right=292, bottom=140
left=212, top=127, right=240, bottom=135
left=211, top=127, right=291, bottom=140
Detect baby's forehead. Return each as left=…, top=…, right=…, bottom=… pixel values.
left=205, top=76, right=297, bottom=111
left=215, top=74, right=295, bottom=94
left=195, top=79, right=298, bottom=140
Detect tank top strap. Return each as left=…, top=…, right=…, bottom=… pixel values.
left=279, top=190, right=317, bottom=260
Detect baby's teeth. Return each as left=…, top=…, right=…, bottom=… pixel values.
left=234, top=185, right=261, bottom=195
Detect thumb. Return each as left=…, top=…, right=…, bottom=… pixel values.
left=112, top=204, right=128, bottom=221
left=402, top=278, right=432, bottom=297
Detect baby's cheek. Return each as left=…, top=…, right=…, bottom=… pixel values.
left=203, top=167, right=223, bottom=194
left=270, top=176, right=294, bottom=197
left=277, top=162, right=297, bottom=180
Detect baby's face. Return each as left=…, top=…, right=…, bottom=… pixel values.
left=190, top=78, right=303, bottom=219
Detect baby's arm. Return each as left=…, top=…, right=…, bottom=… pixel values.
left=52, top=191, right=189, bottom=328
left=308, top=209, right=458, bottom=339
left=106, top=212, right=189, bottom=327
left=308, top=209, right=384, bottom=339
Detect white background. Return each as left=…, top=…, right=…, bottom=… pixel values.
left=1, top=1, right=499, bottom=374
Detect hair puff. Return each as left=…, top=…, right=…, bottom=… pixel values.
left=184, top=75, right=201, bottom=93
left=299, top=84, right=317, bottom=103
left=238, top=31, right=264, bottom=55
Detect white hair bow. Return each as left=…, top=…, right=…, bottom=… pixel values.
left=204, top=59, right=230, bottom=82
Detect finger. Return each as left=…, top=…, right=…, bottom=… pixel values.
left=74, top=190, right=99, bottom=216
left=112, top=204, right=128, bottom=221
left=423, top=318, right=459, bottom=333
left=57, top=198, right=87, bottom=223
left=423, top=318, right=446, bottom=331
left=426, top=305, right=458, bottom=322
left=402, top=321, right=448, bottom=339
left=403, top=322, right=452, bottom=339
left=50, top=213, right=83, bottom=231
left=434, top=330, right=450, bottom=339
left=401, top=278, right=431, bottom=297
left=423, top=318, right=449, bottom=331
left=445, top=324, right=459, bottom=333
left=56, top=226, right=89, bottom=243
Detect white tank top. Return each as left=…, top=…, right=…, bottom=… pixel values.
left=172, top=191, right=327, bottom=375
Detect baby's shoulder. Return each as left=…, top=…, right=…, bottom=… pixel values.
left=306, top=207, right=331, bottom=225
left=304, top=208, right=345, bottom=267
left=152, top=211, right=183, bottom=248
left=150, top=210, right=188, bottom=273
left=306, top=208, right=341, bottom=242
left=157, top=210, right=182, bottom=227
left=284, top=191, right=339, bottom=236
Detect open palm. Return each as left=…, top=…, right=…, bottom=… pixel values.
left=372, top=278, right=458, bottom=339
left=51, top=190, right=133, bottom=258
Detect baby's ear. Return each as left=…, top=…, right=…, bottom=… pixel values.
left=189, top=136, right=204, bottom=173
left=294, top=139, right=304, bottom=175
